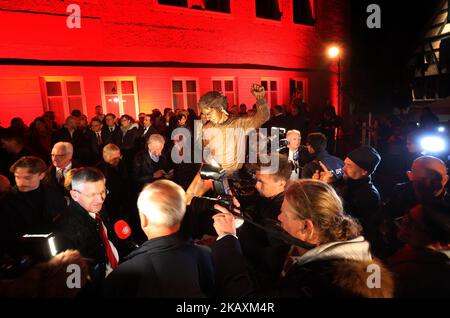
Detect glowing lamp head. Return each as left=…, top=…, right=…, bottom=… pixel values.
left=420, top=136, right=446, bottom=153
left=438, top=126, right=445, bottom=133
left=328, top=46, right=340, bottom=59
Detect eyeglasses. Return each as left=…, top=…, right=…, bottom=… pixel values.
left=51, top=153, right=68, bottom=158
left=73, top=189, right=109, bottom=199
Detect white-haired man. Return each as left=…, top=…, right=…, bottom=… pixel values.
left=104, top=180, right=214, bottom=297
left=280, top=129, right=310, bottom=180
left=55, top=167, right=120, bottom=285
left=131, top=134, right=173, bottom=191
left=43, top=142, right=79, bottom=200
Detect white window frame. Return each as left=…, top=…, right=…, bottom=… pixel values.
left=291, top=77, right=309, bottom=103
left=211, top=77, right=238, bottom=106
left=154, top=0, right=232, bottom=15
left=292, top=0, right=316, bottom=24
left=171, top=78, right=200, bottom=111
left=100, top=77, right=140, bottom=118
left=261, top=78, right=281, bottom=107
left=255, top=0, right=283, bottom=23
left=40, top=76, right=87, bottom=118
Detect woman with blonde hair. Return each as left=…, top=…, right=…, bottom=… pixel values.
left=212, top=179, right=394, bottom=297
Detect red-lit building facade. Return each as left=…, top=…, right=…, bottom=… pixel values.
left=0, top=0, right=349, bottom=126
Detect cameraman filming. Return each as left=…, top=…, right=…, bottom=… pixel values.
left=236, top=153, right=292, bottom=287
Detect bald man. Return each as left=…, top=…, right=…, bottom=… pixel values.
left=385, top=156, right=449, bottom=219
left=374, top=156, right=450, bottom=257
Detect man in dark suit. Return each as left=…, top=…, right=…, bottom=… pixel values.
left=43, top=142, right=78, bottom=202
left=103, top=180, right=214, bottom=297
left=102, top=113, right=120, bottom=146
left=54, top=167, right=120, bottom=284
left=52, top=116, right=77, bottom=145
left=92, top=105, right=106, bottom=125
left=89, top=118, right=107, bottom=164
left=136, top=114, right=159, bottom=151
left=131, top=134, right=173, bottom=192
left=96, top=143, right=131, bottom=223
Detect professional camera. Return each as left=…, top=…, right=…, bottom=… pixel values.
left=188, top=160, right=317, bottom=250
left=190, top=158, right=257, bottom=213
left=0, top=233, right=58, bottom=279
left=266, top=127, right=289, bottom=152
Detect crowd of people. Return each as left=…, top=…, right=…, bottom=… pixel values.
left=0, top=89, right=449, bottom=298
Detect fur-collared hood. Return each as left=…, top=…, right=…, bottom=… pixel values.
left=289, top=237, right=395, bottom=298
left=293, top=236, right=372, bottom=266
left=120, top=122, right=139, bottom=134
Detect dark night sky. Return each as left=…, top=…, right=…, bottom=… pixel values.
left=349, top=0, right=443, bottom=113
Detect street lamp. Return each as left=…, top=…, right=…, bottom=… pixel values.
left=327, top=46, right=342, bottom=154
left=327, top=46, right=341, bottom=115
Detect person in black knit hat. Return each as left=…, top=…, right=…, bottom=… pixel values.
left=346, top=146, right=381, bottom=176
left=313, top=146, right=382, bottom=244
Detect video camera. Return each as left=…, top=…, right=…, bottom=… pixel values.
left=0, top=233, right=59, bottom=279
left=197, top=162, right=234, bottom=211
left=189, top=155, right=259, bottom=217
left=189, top=160, right=317, bottom=250
left=266, top=127, right=289, bottom=153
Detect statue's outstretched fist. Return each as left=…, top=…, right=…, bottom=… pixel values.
left=251, top=83, right=265, bottom=100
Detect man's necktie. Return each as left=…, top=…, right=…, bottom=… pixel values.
left=95, top=214, right=118, bottom=269
left=97, top=132, right=102, bottom=146
left=57, top=169, right=65, bottom=186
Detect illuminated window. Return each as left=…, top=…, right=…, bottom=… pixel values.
left=293, top=0, right=315, bottom=25
left=256, top=0, right=282, bottom=21
left=204, top=0, right=230, bottom=13
left=159, top=0, right=188, bottom=7
left=289, top=79, right=307, bottom=102
left=212, top=78, right=237, bottom=106
left=40, top=77, right=86, bottom=125
left=261, top=79, right=279, bottom=107
left=101, top=78, right=139, bottom=118
left=172, top=79, right=199, bottom=111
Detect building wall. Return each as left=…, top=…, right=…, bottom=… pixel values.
left=0, top=65, right=331, bottom=125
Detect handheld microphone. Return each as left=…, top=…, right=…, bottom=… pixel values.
left=114, top=220, right=139, bottom=249
left=114, top=220, right=132, bottom=239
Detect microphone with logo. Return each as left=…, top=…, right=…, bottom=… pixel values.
left=114, top=220, right=139, bottom=254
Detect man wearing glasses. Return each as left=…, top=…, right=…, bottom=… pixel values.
left=55, top=167, right=120, bottom=292
left=43, top=142, right=79, bottom=199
